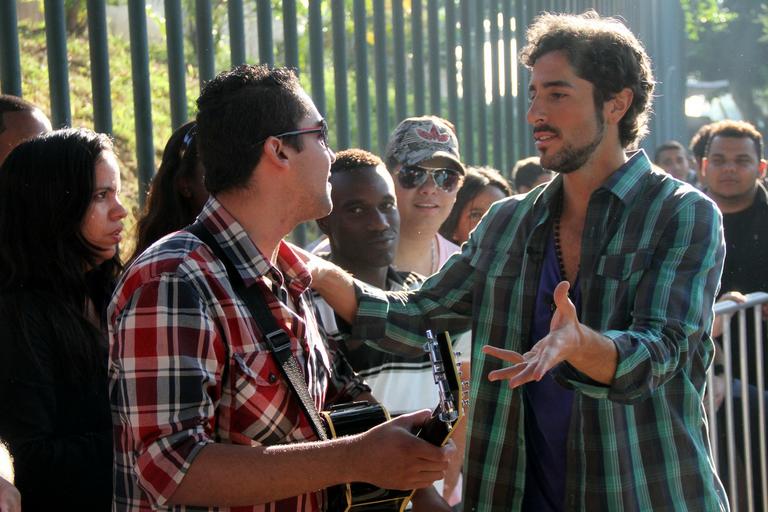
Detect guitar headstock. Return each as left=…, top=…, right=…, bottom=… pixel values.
left=423, top=330, right=464, bottom=430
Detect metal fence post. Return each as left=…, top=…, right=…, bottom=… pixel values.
left=353, top=0, right=371, bottom=150
left=331, top=0, right=350, bottom=149
left=373, top=0, right=390, bottom=155
left=87, top=0, right=112, bottom=135
left=0, top=0, right=22, bottom=96
left=127, top=0, right=155, bottom=204
left=165, top=0, right=187, bottom=129
left=43, top=0, right=71, bottom=128
left=228, top=0, right=247, bottom=67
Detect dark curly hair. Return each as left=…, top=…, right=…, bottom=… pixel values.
left=520, top=11, right=655, bottom=149
left=705, top=120, right=763, bottom=160
left=331, top=148, right=384, bottom=174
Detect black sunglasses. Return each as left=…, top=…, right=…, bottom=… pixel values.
left=396, top=166, right=462, bottom=192
left=257, top=119, right=330, bottom=149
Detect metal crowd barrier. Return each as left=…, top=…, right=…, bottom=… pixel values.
left=707, top=291, right=768, bottom=512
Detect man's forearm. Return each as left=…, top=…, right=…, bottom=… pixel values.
left=169, top=438, right=356, bottom=506
left=168, top=410, right=452, bottom=507
left=568, top=324, right=618, bottom=385
left=312, top=262, right=359, bottom=323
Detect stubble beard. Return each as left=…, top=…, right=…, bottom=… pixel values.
left=543, top=111, right=606, bottom=175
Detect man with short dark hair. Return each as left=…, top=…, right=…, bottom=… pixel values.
left=109, top=65, right=452, bottom=512
left=310, top=12, right=727, bottom=510
left=315, top=148, right=433, bottom=416
left=0, top=95, right=51, bottom=165
left=703, top=119, right=767, bottom=508
left=654, top=139, right=697, bottom=185
left=511, top=155, right=553, bottom=193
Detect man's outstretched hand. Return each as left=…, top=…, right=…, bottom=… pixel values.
left=483, top=281, right=581, bottom=388
left=483, top=281, right=617, bottom=387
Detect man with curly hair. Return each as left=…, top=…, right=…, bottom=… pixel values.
left=309, top=11, right=728, bottom=511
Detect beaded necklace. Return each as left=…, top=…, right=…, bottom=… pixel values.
left=553, top=204, right=578, bottom=283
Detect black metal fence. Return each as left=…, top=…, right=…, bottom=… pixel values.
left=1, top=0, right=687, bottom=204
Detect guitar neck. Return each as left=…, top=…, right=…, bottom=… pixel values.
left=417, top=330, right=463, bottom=447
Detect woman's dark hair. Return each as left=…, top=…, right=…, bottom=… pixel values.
left=132, top=121, right=204, bottom=260
left=439, top=166, right=512, bottom=243
left=520, top=11, right=655, bottom=149
left=0, top=128, right=120, bottom=385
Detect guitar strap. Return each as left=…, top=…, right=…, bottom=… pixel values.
left=187, top=221, right=329, bottom=441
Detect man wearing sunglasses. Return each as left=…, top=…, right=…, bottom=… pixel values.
left=308, top=11, right=727, bottom=512
left=108, top=65, right=453, bottom=512
left=383, top=116, right=466, bottom=277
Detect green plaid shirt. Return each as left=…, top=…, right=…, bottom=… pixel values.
left=353, top=151, right=729, bottom=511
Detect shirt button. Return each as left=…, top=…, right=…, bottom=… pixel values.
left=268, top=373, right=278, bottom=383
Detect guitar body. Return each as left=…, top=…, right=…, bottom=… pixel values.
left=322, top=332, right=464, bottom=512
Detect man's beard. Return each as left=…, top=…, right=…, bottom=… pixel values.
left=541, top=111, right=606, bottom=175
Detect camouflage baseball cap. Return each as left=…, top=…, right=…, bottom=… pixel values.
left=385, top=116, right=465, bottom=174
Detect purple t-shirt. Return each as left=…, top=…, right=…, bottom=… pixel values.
left=521, top=233, right=581, bottom=511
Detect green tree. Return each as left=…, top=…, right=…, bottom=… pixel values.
left=682, top=0, right=768, bottom=130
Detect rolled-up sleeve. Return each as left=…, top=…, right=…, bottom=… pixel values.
left=353, top=249, right=476, bottom=356
left=565, top=195, right=725, bottom=403
left=109, top=274, right=221, bottom=507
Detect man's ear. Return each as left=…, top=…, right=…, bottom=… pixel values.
left=262, top=137, right=290, bottom=167
left=701, top=157, right=709, bottom=178
left=605, top=88, right=633, bottom=125
left=759, top=159, right=767, bottom=178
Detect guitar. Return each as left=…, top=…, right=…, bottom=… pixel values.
left=322, top=330, right=466, bottom=512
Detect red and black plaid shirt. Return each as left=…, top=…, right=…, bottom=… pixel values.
left=109, top=197, right=360, bottom=511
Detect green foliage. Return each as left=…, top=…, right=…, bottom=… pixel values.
left=680, top=0, right=737, bottom=41
left=17, top=17, right=201, bottom=255
left=681, top=0, right=768, bottom=128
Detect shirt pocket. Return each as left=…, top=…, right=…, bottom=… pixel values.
left=471, top=247, right=524, bottom=335
left=595, top=249, right=654, bottom=281
left=471, top=246, right=523, bottom=278
left=228, top=350, right=301, bottom=445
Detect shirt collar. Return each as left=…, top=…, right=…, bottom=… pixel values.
left=598, top=149, right=652, bottom=206
left=533, top=149, right=652, bottom=211
left=197, top=196, right=312, bottom=294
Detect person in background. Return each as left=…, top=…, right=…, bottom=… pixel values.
left=511, top=155, right=554, bottom=193
left=0, top=128, right=127, bottom=510
left=690, top=122, right=713, bottom=186
left=315, top=147, right=432, bottom=416
left=0, top=442, right=20, bottom=512
left=0, top=94, right=51, bottom=165
left=440, top=165, right=512, bottom=246
left=703, top=120, right=767, bottom=507
left=384, top=116, right=465, bottom=277
left=653, top=139, right=698, bottom=185
left=131, top=121, right=208, bottom=260
left=313, top=148, right=449, bottom=509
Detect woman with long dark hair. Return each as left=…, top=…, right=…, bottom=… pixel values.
left=439, top=166, right=512, bottom=245
left=0, top=128, right=127, bottom=510
left=131, top=121, right=207, bottom=261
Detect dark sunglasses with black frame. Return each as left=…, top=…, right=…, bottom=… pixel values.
left=395, top=165, right=462, bottom=193
left=256, top=119, right=330, bottom=149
